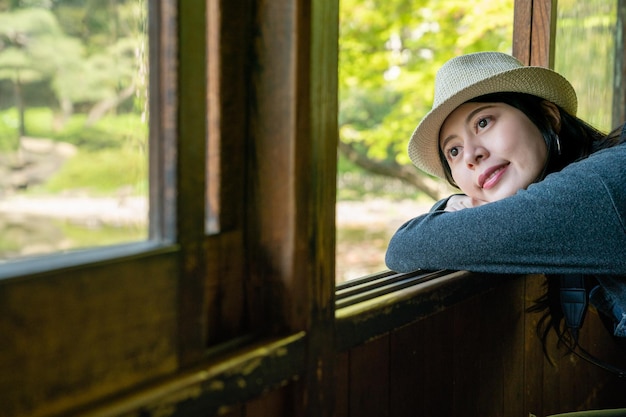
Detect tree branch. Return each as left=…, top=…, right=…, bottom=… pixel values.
left=85, top=84, right=136, bottom=126
left=338, top=141, right=453, bottom=201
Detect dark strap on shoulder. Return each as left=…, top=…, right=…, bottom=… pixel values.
left=560, top=274, right=588, bottom=338
left=559, top=275, right=626, bottom=377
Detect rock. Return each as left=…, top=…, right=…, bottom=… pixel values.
left=0, top=137, right=77, bottom=191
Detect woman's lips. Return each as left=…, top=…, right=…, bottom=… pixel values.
left=479, top=164, right=508, bottom=189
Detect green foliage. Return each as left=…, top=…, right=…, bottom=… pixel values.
left=0, top=106, right=147, bottom=194
left=44, top=146, right=147, bottom=195
left=339, top=0, right=514, bottom=168
left=0, top=3, right=147, bottom=130
left=54, top=113, right=147, bottom=151
left=0, top=108, right=20, bottom=149
left=0, top=8, right=71, bottom=82
left=554, top=0, right=616, bottom=131
left=3, top=107, right=146, bottom=149
left=0, top=2, right=148, bottom=195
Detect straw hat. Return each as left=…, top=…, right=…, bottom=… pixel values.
left=408, top=51, right=577, bottom=179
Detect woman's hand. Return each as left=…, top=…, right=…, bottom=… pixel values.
left=444, top=194, right=488, bottom=212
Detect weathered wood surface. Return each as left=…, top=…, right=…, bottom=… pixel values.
left=335, top=275, right=626, bottom=417
left=0, top=250, right=180, bottom=417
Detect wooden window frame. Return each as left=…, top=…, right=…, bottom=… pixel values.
left=0, top=0, right=338, bottom=415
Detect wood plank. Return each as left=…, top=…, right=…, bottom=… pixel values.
left=524, top=274, right=548, bottom=416
left=499, top=278, right=527, bottom=417
left=247, top=0, right=299, bottom=333
left=512, top=0, right=532, bottom=64
left=389, top=321, right=426, bottom=417
left=530, top=0, right=556, bottom=67
left=475, top=279, right=523, bottom=416
left=149, top=0, right=178, bottom=241
left=589, top=310, right=626, bottom=407
left=177, top=0, right=209, bottom=365
left=349, top=335, right=390, bottom=417
left=0, top=252, right=179, bottom=417
left=205, top=230, right=247, bottom=344
left=540, top=294, right=563, bottom=417
left=245, top=384, right=289, bottom=416
left=207, top=0, right=251, bottom=233
left=451, top=296, right=481, bottom=416
left=245, top=1, right=338, bottom=415
left=334, top=351, right=350, bottom=417
left=294, top=0, right=339, bottom=415
left=69, top=332, right=306, bottom=417
left=562, top=308, right=626, bottom=411
left=336, top=272, right=516, bottom=351
left=216, top=404, right=244, bottom=417
left=421, top=308, right=454, bottom=416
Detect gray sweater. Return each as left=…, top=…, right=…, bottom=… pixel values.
left=385, top=141, right=626, bottom=337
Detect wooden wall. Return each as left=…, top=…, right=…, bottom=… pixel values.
left=334, top=275, right=626, bottom=417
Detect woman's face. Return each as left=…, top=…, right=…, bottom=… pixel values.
left=439, top=101, right=548, bottom=203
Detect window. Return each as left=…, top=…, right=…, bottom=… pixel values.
left=336, top=0, right=514, bottom=282
left=554, top=0, right=617, bottom=131
left=0, top=0, right=341, bottom=414
left=0, top=1, right=149, bottom=261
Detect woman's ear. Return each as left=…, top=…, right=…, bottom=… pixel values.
left=541, top=100, right=562, bottom=133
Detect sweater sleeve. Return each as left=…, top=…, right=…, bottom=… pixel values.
left=385, top=144, right=626, bottom=275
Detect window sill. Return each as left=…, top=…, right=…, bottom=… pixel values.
left=0, top=241, right=179, bottom=282
left=335, top=270, right=517, bottom=351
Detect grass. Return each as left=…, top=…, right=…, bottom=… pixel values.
left=44, top=147, right=147, bottom=195
left=0, top=107, right=147, bottom=195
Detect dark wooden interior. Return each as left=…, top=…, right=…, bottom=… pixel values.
left=1, top=1, right=625, bottom=416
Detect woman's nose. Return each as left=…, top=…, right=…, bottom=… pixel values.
left=463, top=143, right=488, bottom=168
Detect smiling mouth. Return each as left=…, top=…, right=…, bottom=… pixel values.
left=479, top=164, right=508, bottom=189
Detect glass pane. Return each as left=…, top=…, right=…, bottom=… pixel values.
left=0, top=0, right=148, bottom=260
left=336, top=0, right=514, bottom=282
left=554, top=0, right=616, bottom=132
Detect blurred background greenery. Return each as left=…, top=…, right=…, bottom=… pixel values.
left=0, top=0, right=147, bottom=259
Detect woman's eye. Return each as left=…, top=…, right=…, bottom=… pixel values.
left=477, top=117, right=489, bottom=129
left=448, top=147, right=459, bottom=158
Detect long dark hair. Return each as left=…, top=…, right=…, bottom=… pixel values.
left=437, top=92, right=626, bottom=356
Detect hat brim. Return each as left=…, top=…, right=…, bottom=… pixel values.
left=408, top=66, right=577, bottom=179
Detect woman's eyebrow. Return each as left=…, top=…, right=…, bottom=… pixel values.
left=466, top=104, right=495, bottom=124
left=439, top=104, right=496, bottom=149
left=440, top=133, right=457, bottom=150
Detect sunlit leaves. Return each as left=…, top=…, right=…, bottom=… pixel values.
left=339, top=0, right=514, bottom=169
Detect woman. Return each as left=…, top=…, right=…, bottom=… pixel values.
left=385, top=52, right=626, bottom=364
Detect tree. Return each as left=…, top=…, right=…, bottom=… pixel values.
left=50, top=0, right=148, bottom=126
left=0, top=7, right=81, bottom=138
left=339, top=0, right=514, bottom=199
left=0, top=2, right=147, bottom=139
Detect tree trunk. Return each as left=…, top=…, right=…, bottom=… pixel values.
left=14, top=70, right=25, bottom=139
